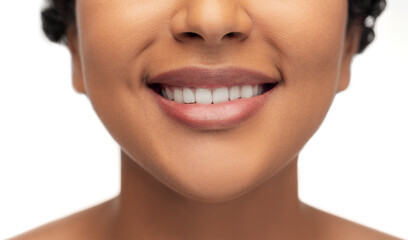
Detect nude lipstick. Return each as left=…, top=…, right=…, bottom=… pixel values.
left=147, top=66, right=280, bottom=130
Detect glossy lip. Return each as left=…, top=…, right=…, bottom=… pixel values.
left=147, top=66, right=281, bottom=130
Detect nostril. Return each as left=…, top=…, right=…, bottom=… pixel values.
left=184, top=32, right=202, bottom=39
left=224, top=32, right=248, bottom=41
left=174, top=32, right=204, bottom=43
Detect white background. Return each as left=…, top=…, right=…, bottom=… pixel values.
left=0, top=0, right=407, bottom=239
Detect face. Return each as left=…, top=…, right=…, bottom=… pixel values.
left=69, top=0, right=360, bottom=202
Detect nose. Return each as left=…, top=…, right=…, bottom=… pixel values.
left=170, top=0, right=252, bottom=47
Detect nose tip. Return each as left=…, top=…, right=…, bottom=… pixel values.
left=170, top=1, right=252, bottom=47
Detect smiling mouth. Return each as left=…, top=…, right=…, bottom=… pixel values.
left=148, top=82, right=278, bottom=104
left=146, top=66, right=281, bottom=130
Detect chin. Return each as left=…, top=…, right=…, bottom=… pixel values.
left=170, top=177, right=260, bottom=204
left=153, top=149, right=281, bottom=204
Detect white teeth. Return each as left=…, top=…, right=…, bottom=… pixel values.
left=241, top=85, right=253, bottom=99
left=183, top=87, right=195, bottom=104
left=174, top=88, right=184, bottom=103
left=196, top=88, right=212, bottom=104
left=253, top=85, right=259, bottom=96
left=229, top=86, right=240, bottom=100
left=161, top=84, right=265, bottom=104
left=165, top=87, right=174, bottom=100
left=212, top=87, right=229, bottom=104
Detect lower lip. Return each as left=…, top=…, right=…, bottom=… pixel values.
left=150, top=87, right=276, bottom=130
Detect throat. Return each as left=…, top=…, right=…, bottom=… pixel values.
left=116, top=150, right=303, bottom=240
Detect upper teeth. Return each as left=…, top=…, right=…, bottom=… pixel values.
left=161, top=85, right=263, bottom=104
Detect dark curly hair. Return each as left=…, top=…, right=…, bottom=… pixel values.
left=41, top=0, right=386, bottom=53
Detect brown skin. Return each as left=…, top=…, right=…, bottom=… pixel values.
left=13, top=0, right=399, bottom=239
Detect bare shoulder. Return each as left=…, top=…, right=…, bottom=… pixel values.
left=10, top=198, right=117, bottom=240
left=302, top=203, right=401, bottom=240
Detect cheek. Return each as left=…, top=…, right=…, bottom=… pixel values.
left=74, top=0, right=171, bottom=169
left=76, top=0, right=175, bottom=96
left=75, top=0, right=176, bottom=147
left=248, top=0, right=349, bottom=168
left=258, top=0, right=348, bottom=87
left=252, top=1, right=348, bottom=70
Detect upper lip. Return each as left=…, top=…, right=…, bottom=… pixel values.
left=147, top=66, right=280, bottom=88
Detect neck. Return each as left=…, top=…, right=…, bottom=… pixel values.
left=114, top=150, right=307, bottom=240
